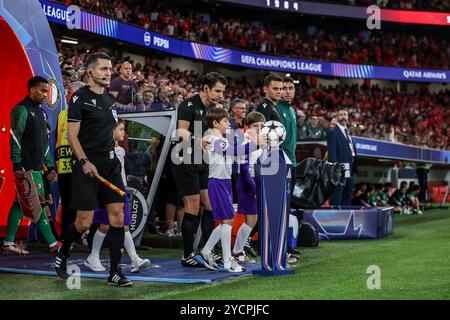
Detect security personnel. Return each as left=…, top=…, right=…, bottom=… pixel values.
left=171, top=72, right=227, bottom=267
left=55, top=52, right=131, bottom=287
left=256, top=74, right=283, bottom=123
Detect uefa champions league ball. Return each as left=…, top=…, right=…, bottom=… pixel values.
left=260, top=120, right=287, bottom=148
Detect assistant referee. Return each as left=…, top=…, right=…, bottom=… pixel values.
left=171, top=72, right=228, bottom=267
left=55, top=52, right=131, bottom=287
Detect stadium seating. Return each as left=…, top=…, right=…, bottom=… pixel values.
left=53, top=0, right=450, bottom=69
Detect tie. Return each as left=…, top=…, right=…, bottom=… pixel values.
left=345, top=128, right=355, bottom=156
left=344, top=128, right=352, bottom=144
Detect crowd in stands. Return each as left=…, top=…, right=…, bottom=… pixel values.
left=56, top=0, right=449, bottom=69
left=59, top=44, right=450, bottom=150
left=317, top=0, right=449, bottom=11
left=352, top=181, right=423, bottom=214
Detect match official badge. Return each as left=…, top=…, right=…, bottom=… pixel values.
left=46, top=78, right=61, bottom=110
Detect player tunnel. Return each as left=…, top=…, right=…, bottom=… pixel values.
left=0, top=16, right=34, bottom=237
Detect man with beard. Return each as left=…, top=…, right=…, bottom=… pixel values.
left=327, top=107, right=358, bottom=205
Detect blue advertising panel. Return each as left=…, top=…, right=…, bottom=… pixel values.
left=353, top=137, right=450, bottom=164
left=39, top=0, right=450, bottom=83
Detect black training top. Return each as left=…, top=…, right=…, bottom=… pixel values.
left=177, top=94, right=210, bottom=137
left=256, top=98, right=282, bottom=123
left=68, top=85, right=117, bottom=155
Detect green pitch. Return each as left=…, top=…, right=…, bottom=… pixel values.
left=1, top=207, right=449, bottom=300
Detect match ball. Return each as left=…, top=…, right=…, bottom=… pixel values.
left=260, top=120, right=287, bottom=148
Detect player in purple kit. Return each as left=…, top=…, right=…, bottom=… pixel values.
left=195, top=108, right=260, bottom=272
left=232, top=111, right=266, bottom=263
left=84, top=119, right=151, bottom=273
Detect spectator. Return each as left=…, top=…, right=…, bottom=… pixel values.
left=150, top=86, right=172, bottom=111
left=58, top=44, right=449, bottom=150
left=61, top=69, right=72, bottom=91
left=308, top=115, right=327, bottom=139
left=109, top=61, right=140, bottom=112
left=138, top=90, right=154, bottom=111
left=55, top=1, right=450, bottom=69
left=229, top=98, right=247, bottom=131
left=296, top=110, right=309, bottom=140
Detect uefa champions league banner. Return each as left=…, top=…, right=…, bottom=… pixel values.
left=39, top=0, right=450, bottom=83
left=353, top=137, right=450, bottom=164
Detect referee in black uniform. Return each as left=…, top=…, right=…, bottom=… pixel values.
left=171, top=72, right=227, bottom=267
left=55, top=52, right=131, bottom=287
left=256, top=74, right=283, bottom=122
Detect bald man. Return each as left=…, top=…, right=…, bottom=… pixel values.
left=109, top=61, right=139, bottom=112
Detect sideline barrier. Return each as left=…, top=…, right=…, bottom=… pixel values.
left=301, top=206, right=393, bottom=240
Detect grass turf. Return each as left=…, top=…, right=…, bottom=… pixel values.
left=0, top=207, right=449, bottom=300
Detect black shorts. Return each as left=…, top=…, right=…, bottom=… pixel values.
left=163, top=160, right=182, bottom=206
left=171, top=162, right=208, bottom=198
left=69, top=153, right=125, bottom=211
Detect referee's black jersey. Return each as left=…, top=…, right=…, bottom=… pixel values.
left=177, top=94, right=210, bottom=137
left=67, top=85, right=117, bottom=155
left=256, top=98, right=282, bottom=123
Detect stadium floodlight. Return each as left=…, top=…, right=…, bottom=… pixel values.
left=61, top=36, right=78, bottom=44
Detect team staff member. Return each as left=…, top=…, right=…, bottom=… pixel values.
left=327, top=108, right=358, bottom=206
left=256, top=74, right=283, bottom=123
left=3, top=76, right=61, bottom=255
left=55, top=52, right=131, bottom=287
left=277, top=77, right=298, bottom=166
left=171, top=72, right=228, bottom=267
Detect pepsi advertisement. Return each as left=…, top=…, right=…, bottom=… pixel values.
left=40, top=0, right=450, bottom=83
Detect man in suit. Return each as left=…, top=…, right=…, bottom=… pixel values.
left=327, top=107, right=358, bottom=205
